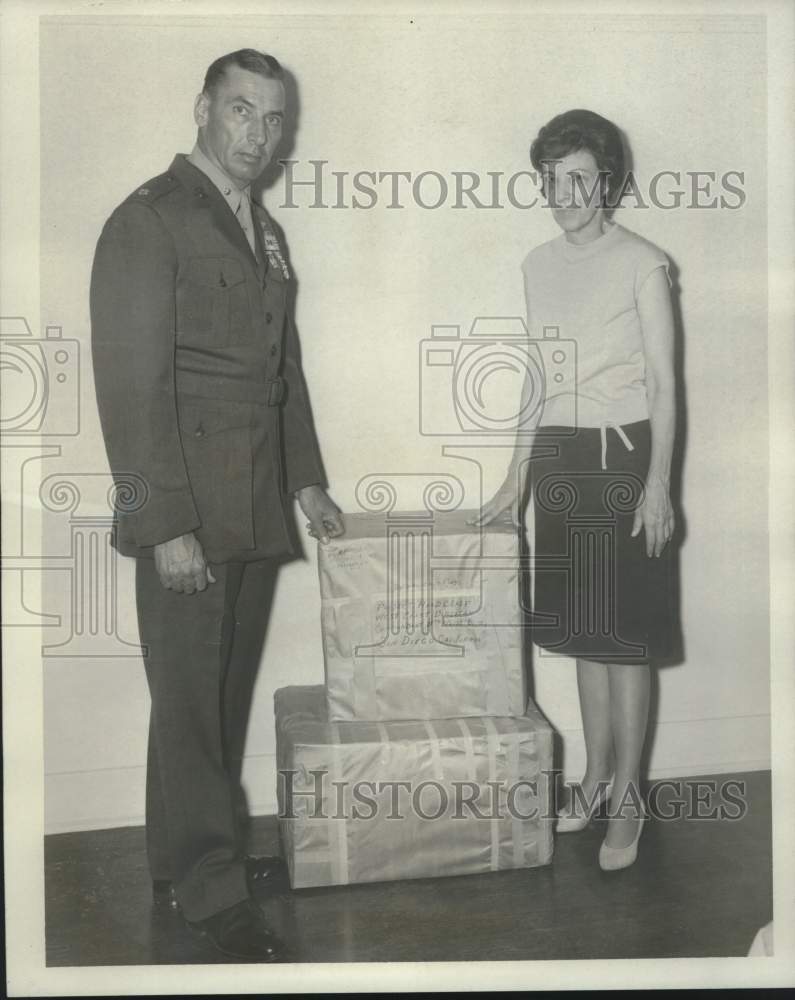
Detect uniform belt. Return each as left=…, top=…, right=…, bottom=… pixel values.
left=176, top=370, right=286, bottom=406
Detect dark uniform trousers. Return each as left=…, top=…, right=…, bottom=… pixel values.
left=137, top=557, right=277, bottom=919
left=90, top=155, right=327, bottom=922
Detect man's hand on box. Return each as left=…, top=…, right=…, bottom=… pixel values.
left=296, top=484, right=345, bottom=544
left=154, top=532, right=216, bottom=594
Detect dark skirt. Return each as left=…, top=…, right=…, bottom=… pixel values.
left=530, top=420, right=679, bottom=665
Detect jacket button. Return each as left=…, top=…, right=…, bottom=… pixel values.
left=194, top=426, right=205, bottom=437
left=265, top=312, right=272, bottom=323
left=269, top=344, right=278, bottom=356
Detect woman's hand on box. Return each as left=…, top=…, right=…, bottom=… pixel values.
left=469, top=473, right=524, bottom=529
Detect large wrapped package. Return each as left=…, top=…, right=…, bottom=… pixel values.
left=318, top=509, right=526, bottom=721
left=275, top=685, right=554, bottom=889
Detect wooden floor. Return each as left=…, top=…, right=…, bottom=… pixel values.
left=45, top=771, right=772, bottom=966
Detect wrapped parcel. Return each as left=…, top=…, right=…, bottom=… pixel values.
left=275, top=685, right=554, bottom=889
left=318, top=509, right=526, bottom=721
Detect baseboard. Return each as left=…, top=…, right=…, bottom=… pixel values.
left=45, top=766, right=148, bottom=835
left=556, top=712, right=771, bottom=783
left=44, top=713, right=771, bottom=835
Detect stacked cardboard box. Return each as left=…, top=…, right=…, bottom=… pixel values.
left=275, top=510, right=554, bottom=888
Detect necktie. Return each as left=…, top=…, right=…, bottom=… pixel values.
left=235, top=193, right=258, bottom=257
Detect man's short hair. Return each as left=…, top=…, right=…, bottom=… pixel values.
left=530, top=109, right=626, bottom=206
left=203, top=49, right=283, bottom=95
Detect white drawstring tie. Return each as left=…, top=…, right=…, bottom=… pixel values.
left=600, top=422, right=634, bottom=470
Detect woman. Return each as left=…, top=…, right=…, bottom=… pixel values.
left=477, top=109, right=678, bottom=870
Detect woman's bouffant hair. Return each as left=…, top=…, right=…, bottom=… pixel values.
left=530, top=109, right=627, bottom=206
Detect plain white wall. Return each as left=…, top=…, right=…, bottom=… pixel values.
left=37, top=12, right=769, bottom=832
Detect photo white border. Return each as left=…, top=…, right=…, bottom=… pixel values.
left=2, top=0, right=793, bottom=993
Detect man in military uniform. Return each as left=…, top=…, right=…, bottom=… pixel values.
left=90, top=49, right=344, bottom=962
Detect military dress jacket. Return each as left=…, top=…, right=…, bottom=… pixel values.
left=90, top=154, right=326, bottom=562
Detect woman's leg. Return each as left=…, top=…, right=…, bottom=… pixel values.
left=576, top=658, right=614, bottom=795
left=605, top=661, right=651, bottom=848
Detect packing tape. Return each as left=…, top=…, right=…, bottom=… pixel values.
left=327, top=721, right=350, bottom=885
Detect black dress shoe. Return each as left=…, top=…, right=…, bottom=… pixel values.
left=152, top=855, right=285, bottom=908
left=243, top=854, right=286, bottom=891
left=152, top=879, right=179, bottom=909
left=188, top=898, right=287, bottom=962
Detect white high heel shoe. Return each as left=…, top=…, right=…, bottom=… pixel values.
left=598, top=803, right=647, bottom=870
left=556, top=778, right=613, bottom=833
